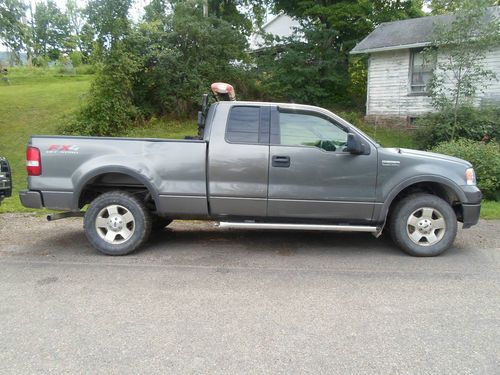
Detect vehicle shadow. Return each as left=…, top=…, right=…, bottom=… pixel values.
left=32, top=221, right=403, bottom=259
left=144, top=224, right=402, bottom=257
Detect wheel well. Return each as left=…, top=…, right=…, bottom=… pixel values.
left=78, top=172, right=157, bottom=211
left=386, top=182, right=461, bottom=224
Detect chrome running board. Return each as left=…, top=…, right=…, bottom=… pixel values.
left=218, top=222, right=379, bottom=233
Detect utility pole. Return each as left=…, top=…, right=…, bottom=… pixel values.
left=203, top=0, right=208, bottom=17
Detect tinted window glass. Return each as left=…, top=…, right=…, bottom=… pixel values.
left=226, top=106, right=260, bottom=143
left=279, top=113, right=348, bottom=152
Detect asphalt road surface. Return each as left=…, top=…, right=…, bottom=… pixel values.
left=0, top=214, right=499, bottom=374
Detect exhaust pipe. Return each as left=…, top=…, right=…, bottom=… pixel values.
left=47, top=211, right=85, bottom=221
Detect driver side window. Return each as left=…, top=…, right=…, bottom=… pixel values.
left=278, top=112, right=348, bottom=152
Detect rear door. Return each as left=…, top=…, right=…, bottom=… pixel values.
left=267, top=107, right=377, bottom=222
left=208, top=104, right=270, bottom=217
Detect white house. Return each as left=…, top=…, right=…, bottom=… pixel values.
left=249, top=13, right=301, bottom=51
left=351, top=7, right=500, bottom=126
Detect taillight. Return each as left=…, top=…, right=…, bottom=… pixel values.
left=26, top=146, right=41, bottom=176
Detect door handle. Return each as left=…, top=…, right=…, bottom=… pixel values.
left=272, top=155, right=291, bottom=168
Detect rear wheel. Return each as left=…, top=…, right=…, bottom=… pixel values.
left=389, top=194, right=457, bottom=257
left=84, top=191, right=152, bottom=255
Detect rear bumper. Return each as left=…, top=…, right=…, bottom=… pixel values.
left=19, top=190, right=43, bottom=209
left=20, top=190, right=75, bottom=210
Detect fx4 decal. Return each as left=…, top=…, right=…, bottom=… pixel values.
left=47, top=145, right=80, bottom=154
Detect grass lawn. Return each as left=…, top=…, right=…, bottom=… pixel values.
left=0, top=71, right=91, bottom=213
left=0, top=71, right=498, bottom=219
left=480, top=201, right=500, bottom=220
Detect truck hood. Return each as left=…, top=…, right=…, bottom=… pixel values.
left=386, top=148, right=472, bottom=168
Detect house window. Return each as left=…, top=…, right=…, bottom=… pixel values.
left=410, top=49, right=434, bottom=94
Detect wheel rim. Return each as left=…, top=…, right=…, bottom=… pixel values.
left=95, top=204, right=136, bottom=245
left=406, top=207, right=446, bottom=247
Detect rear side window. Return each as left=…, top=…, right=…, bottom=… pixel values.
left=226, top=106, right=260, bottom=143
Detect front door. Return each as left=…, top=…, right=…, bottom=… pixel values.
left=268, top=108, right=377, bottom=222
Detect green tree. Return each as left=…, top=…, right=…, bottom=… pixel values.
left=132, top=0, right=249, bottom=116
left=65, top=0, right=86, bottom=53
left=65, top=0, right=253, bottom=135
left=0, top=0, right=28, bottom=65
left=86, top=0, right=132, bottom=55
left=258, top=0, right=423, bottom=108
left=33, top=0, right=72, bottom=61
left=425, top=0, right=500, bottom=139
left=144, top=0, right=169, bottom=22
left=425, top=0, right=499, bottom=14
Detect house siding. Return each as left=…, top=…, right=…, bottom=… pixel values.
left=367, top=50, right=432, bottom=121
left=481, top=45, right=500, bottom=105
left=366, top=46, right=500, bottom=124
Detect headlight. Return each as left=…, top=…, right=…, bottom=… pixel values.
left=465, top=168, right=476, bottom=186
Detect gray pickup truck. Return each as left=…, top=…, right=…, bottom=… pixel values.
left=20, top=100, right=481, bottom=256
left=0, top=156, right=12, bottom=204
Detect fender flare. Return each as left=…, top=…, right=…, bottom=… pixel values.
left=73, top=166, right=161, bottom=210
left=376, top=175, right=467, bottom=224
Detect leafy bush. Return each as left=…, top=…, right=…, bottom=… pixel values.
left=69, top=51, right=84, bottom=67
left=60, top=46, right=140, bottom=136
left=432, top=139, right=500, bottom=200
left=74, top=64, right=97, bottom=75
left=415, top=105, right=500, bottom=149
left=129, top=4, right=249, bottom=117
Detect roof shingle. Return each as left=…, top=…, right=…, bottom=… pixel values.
left=351, top=7, right=499, bottom=54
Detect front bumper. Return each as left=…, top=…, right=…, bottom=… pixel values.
left=19, top=190, right=43, bottom=209
left=461, top=203, right=481, bottom=228
left=458, top=185, right=482, bottom=229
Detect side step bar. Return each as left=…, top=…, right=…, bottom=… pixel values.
left=218, top=222, right=379, bottom=233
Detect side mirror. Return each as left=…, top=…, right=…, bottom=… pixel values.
left=345, top=133, right=365, bottom=155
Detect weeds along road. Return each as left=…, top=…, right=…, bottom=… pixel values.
left=0, top=214, right=499, bottom=374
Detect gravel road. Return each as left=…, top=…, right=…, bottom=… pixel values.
left=0, top=214, right=499, bottom=374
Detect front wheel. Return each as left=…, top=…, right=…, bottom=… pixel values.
left=389, top=194, right=457, bottom=257
left=84, top=191, right=152, bottom=255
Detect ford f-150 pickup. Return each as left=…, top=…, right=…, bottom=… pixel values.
left=20, top=99, right=482, bottom=256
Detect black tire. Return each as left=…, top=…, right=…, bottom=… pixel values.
left=84, top=191, right=152, bottom=255
left=151, top=216, right=173, bottom=231
left=389, top=194, right=457, bottom=257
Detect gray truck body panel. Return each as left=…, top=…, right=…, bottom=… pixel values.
left=20, top=101, right=481, bottom=226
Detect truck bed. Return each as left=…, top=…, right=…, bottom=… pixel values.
left=25, top=136, right=208, bottom=215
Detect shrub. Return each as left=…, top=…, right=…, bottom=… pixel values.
left=74, top=64, right=97, bottom=75
left=414, top=105, right=500, bottom=150
left=69, top=51, right=84, bottom=67
left=432, top=139, right=500, bottom=200
left=59, top=47, right=140, bottom=136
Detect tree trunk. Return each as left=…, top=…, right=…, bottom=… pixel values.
left=451, top=68, right=462, bottom=141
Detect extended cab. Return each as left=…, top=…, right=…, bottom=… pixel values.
left=0, top=156, right=12, bottom=204
left=20, top=100, right=481, bottom=256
